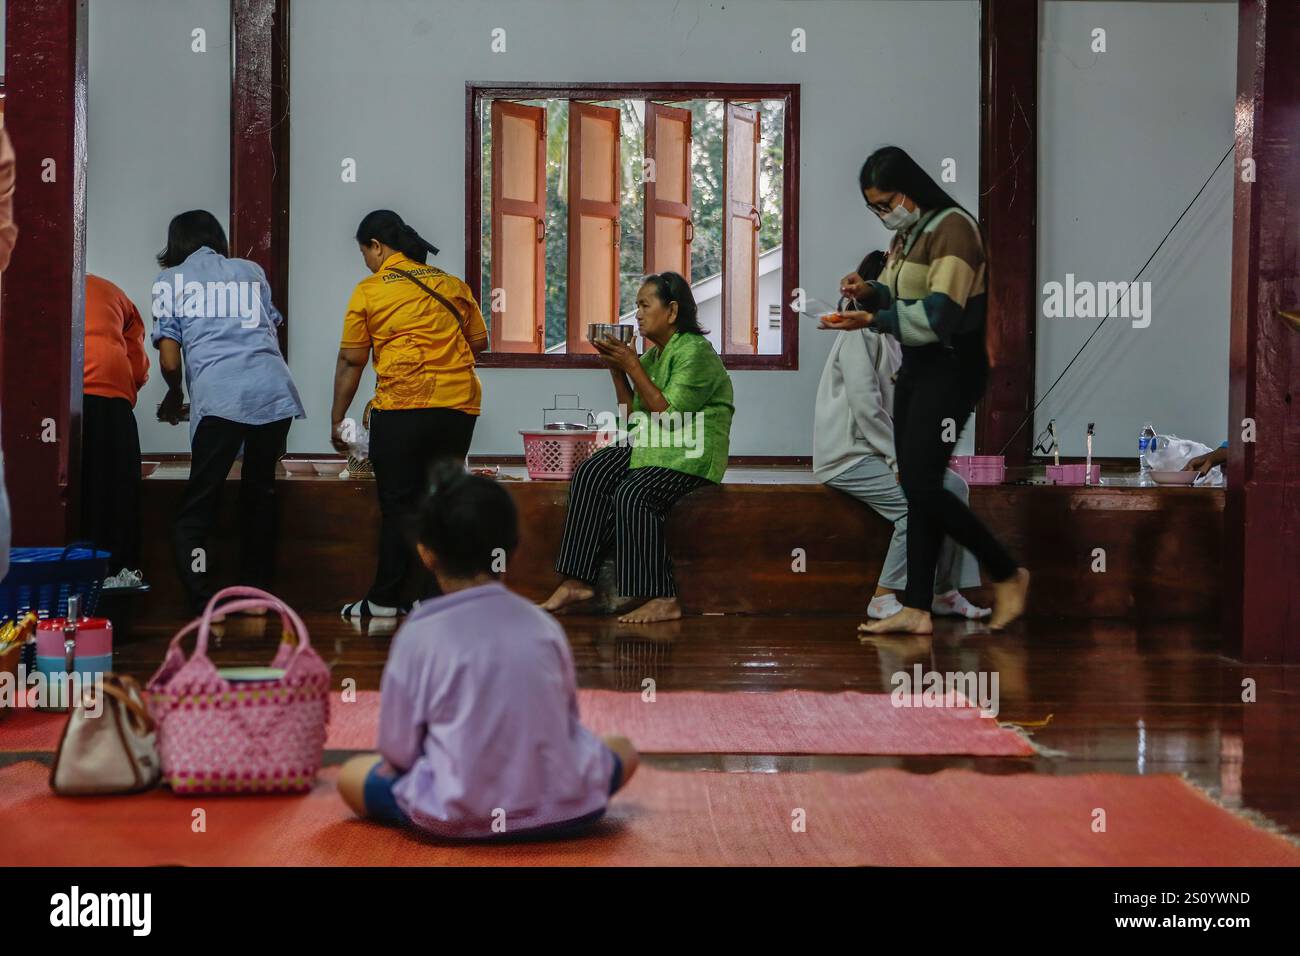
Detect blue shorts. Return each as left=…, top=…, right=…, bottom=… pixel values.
left=364, top=750, right=626, bottom=832
left=362, top=761, right=412, bottom=827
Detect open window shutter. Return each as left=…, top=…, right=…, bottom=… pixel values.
left=567, top=102, right=622, bottom=355
left=644, top=102, right=692, bottom=279
left=490, top=101, right=546, bottom=353
left=723, top=103, right=760, bottom=355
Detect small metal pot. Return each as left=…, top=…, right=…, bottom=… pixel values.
left=587, top=323, right=636, bottom=345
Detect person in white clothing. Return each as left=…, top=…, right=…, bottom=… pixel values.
left=812, top=251, right=989, bottom=625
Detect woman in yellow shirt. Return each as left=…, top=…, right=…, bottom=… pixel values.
left=331, top=209, right=488, bottom=618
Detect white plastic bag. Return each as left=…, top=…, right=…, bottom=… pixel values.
left=1148, top=434, right=1223, bottom=487
left=1147, top=434, right=1209, bottom=471
left=349, top=425, right=370, bottom=461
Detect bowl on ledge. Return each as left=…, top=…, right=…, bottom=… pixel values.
left=281, top=459, right=317, bottom=476
left=312, top=460, right=346, bottom=478
left=140, top=461, right=159, bottom=478
left=1149, top=470, right=1198, bottom=486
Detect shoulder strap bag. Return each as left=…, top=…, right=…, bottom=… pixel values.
left=387, top=266, right=471, bottom=346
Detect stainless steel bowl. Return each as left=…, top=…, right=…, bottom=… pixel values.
left=587, top=323, right=636, bottom=345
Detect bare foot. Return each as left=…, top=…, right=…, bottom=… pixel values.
left=540, top=578, right=595, bottom=612
left=989, top=567, right=1030, bottom=631
left=602, top=735, right=640, bottom=787
left=857, top=606, right=934, bottom=635
left=617, top=597, right=682, bottom=624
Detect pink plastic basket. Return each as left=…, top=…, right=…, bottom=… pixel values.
left=520, top=429, right=599, bottom=480
left=1045, top=463, right=1100, bottom=486
left=948, top=455, right=1006, bottom=486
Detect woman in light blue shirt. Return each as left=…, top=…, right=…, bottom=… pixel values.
left=151, top=210, right=304, bottom=612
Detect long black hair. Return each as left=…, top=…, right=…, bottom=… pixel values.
left=641, top=271, right=705, bottom=335
left=856, top=250, right=887, bottom=282
left=417, top=464, right=518, bottom=578
left=157, top=210, right=229, bottom=268
left=355, top=209, right=439, bottom=264
left=858, top=146, right=965, bottom=216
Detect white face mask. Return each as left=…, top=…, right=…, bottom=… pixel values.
left=880, top=201, right=920, bottom=232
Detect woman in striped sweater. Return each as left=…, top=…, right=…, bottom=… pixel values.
left=825, top=146, right=1029, bottom=634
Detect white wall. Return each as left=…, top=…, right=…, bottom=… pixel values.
left=1035, top=1, right=1236, bottom=458
left=80, top=0, right=1234, bottom=461
left=288, top=0, right=982, bottom=455
left=85, top=0, right=231, bottom=453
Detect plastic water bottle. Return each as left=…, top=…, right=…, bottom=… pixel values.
left=1138, top=423, right=1157, bottom=484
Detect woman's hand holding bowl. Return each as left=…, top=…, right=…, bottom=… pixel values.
left=593, top=334, right=641, bottom=373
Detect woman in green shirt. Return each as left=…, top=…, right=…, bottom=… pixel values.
left=541, top=273, right=734, bottom=623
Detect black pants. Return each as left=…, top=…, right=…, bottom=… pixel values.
left=172, top=415, right=292, bottom=611
left=81, top=394, right=142, bottom=574
left=554, top=444, right=711, bottom=598
left=366, top=406, right=477, bottom=607
left=895, top=335, right=1017, bottom=610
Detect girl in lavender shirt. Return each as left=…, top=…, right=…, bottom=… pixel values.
left=338, top=470, right=639, bottom=838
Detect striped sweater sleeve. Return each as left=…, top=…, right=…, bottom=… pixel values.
left=868, top=213, right=983, bottom=345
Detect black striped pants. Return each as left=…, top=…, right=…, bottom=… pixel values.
left=554, top=445, right=711, bottom=598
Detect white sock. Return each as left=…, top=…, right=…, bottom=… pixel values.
left=341, top=600, right=401, bottom=619
left=867, top=593, right=905, bottom=620
left=931, top=590, right=991, bottom=619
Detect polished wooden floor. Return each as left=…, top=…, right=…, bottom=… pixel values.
left=95, top=608, right=1300, bottom=842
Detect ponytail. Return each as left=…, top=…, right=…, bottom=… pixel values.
left=355, top=209, right=439, bottom=264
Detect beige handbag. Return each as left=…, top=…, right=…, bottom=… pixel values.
left=50, top=673, right=160, bottom=795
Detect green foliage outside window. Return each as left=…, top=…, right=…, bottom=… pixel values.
left=481, top=97, right=784, bottom=352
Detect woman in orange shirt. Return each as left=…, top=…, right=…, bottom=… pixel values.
left=331, top=210, right=487, bottom=619
left=83, top=273, right=150, bottom=585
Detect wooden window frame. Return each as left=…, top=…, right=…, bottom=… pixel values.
left=644, top=101, right=693, bottom=282
left=489, top=100, right=547, bottom=353
left=566, top=101, right=622, bottom=355
left=722, top=102, right=760, bottom=356
left=466, top=82, right=801, bottom=371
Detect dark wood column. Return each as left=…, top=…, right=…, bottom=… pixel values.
left=976, top=0, right=1037, bottom=465
left=1226, top=0, right=1300, bottom=663
left=230, top=0, right=290, bottom=354
left=0, top=0, right=88, bottom=545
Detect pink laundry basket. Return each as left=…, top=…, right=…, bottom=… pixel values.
left=519, top=394, right=604, bottom=479
left=1045, top=463, right=1100, bottom=486
left=146, top=586, right=330, bottom=795
left=519, top=429, right=600, bottom=480
left=948, top=454, right=1006, bottom=486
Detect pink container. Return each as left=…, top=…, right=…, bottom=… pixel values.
left=1046, top=463, right=1101, bottom=486
left=948, top=455, right=1006, bottom=485
left=35, top=614, right=114, bottom=710
left=520, top=429, right=599, bottom=480
left=36, top=616, right=113, bottom=660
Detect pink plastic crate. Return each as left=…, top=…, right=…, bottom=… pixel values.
left=1045, top=463, right=1100, bottom=486
left=520, top=429, right=599, bottom=480
left=948, top=455, right=1006, bottom=485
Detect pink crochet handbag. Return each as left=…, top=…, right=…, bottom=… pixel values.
left=146, top=587, right=330, bottom=795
